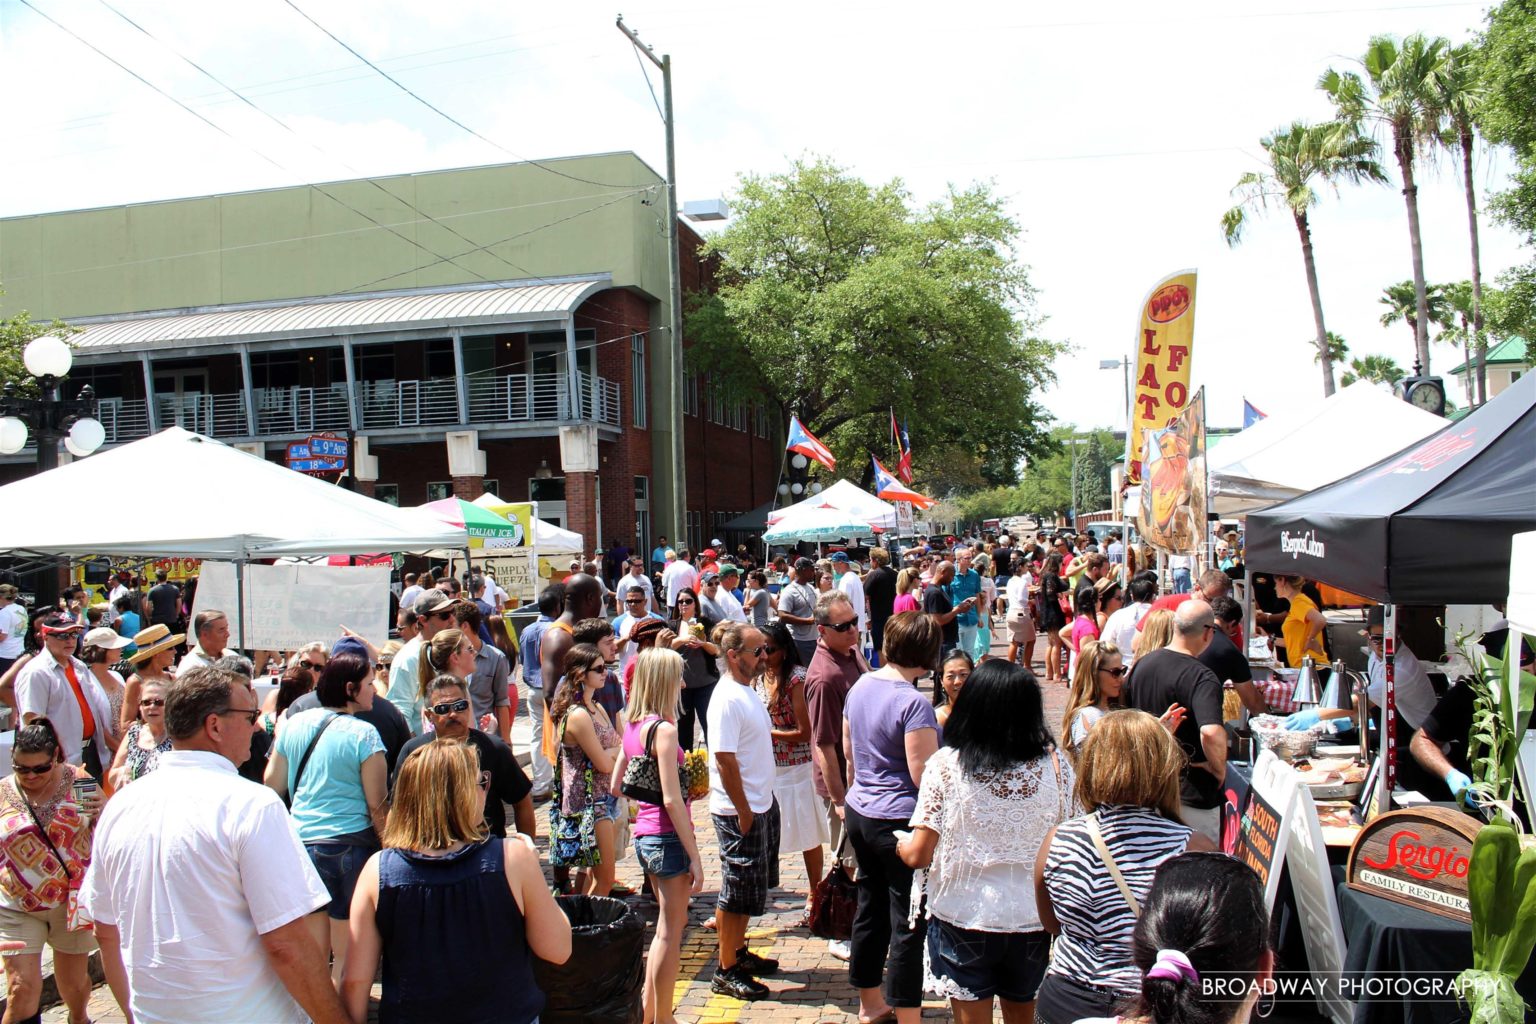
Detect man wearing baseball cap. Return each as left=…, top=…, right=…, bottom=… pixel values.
left=777, top=558, right=820, bottom=665
left=16, top=613, right=115, bottom=777
left=384, top=589, right=461, bottom=734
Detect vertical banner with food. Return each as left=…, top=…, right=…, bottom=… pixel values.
left=1139, top=387, right=1206, bottom=555
left=1124, top=269, right=1198, bottom=485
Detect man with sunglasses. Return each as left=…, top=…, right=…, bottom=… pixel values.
left=777, top=558, right=821, bottom=666
left=616, top=556, right=657, bottom=616
left=614, top=585, right=664, bottom=677
left=393, top=677, right=534, bottom=839
left=384, top=590, right=461, bottom=735
left=17, top=613, right=115, bottom=778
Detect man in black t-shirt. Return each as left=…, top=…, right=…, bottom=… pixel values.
left=146, top=570, right=181, bottom=630
left=1202, top=596, right=1264, bottom=717
left=922, top=561, right=968, bottom=657
left=393, top=676, right=534, bottom=838
left=1127, top=600, right=1227, bottom=840
left=1411, top=634, right=1535, bottom=806
left=863, top=547, right=898, bottom=662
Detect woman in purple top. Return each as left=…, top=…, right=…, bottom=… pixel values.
left=611, top=648, right=701, bottom=1024
left=841, top=611, right=942, bottom=1024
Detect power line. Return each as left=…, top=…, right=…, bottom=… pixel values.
left=277, top=0, right=644, bottom=191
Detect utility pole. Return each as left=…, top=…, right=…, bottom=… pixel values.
left=617, top=15, right=686, bottom=546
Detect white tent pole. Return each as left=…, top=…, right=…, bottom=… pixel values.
left=235, top=559, right=247, bottom=653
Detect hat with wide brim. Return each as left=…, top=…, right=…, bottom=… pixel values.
left=126, top=623, right=184, bottom=664
left=83, top=627, right=132, bottom=651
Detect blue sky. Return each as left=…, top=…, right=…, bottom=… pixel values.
left=1, top=0, right=1522, bottom=433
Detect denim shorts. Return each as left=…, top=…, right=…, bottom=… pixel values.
left=306, top=841, right=375, bottom=919
left=634, top=832, right=690, bottom=880
left=926, top=916, right=1050, bottom=1003
left=593, top=793, right=622, bottom=822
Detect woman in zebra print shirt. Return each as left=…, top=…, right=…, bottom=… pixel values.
left=1031, top=711, right=1217, bottom=1024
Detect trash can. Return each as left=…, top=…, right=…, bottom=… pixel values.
left=533, top=894, right=644, bottom=1024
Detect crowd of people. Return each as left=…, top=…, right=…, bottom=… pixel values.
left=0, top=526, right=1434, bottom=1024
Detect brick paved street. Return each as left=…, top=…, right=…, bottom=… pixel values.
left=47, top=641, right=1065, bottom=1023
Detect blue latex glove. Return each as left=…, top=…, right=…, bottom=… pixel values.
left=1283, top=708, right=1322, bottom=731
left=1445, top=769, right=1477, bottom=807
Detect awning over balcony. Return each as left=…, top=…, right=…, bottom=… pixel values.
left=65, top=276, right=613, bottom=354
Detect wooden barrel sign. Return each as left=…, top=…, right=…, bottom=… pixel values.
left=1346, top=806, right=1482, bottom=922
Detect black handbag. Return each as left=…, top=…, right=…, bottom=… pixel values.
left=619, top=719, right=687, bottom=806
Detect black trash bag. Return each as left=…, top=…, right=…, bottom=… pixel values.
left=533, top=894, right=644, bottom=1024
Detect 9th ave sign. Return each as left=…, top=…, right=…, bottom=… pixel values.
left=286, top=433, right=349, bottom=475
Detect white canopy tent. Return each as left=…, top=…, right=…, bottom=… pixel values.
left=1204, top=383, right=1445, bottom=515
left=469, top=491, right=584, bottom=556
left=0, top=427, right=468, bottom=558
left=766, top=479, right=898, bottom=531
left=763, top=506, right=877, bottom=545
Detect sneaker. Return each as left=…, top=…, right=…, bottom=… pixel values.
left=711, top=964, right=769, bottom=1001
left=735, top=946, right=780, bottom=976
left=827, top=939, right=851, bottom=961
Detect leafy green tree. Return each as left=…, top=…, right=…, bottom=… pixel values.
left=1222, top=120, right=1385, bottom=396
left=1484, top=268, right=1536, bottom=364
left=0, top=290, right=78, bottom=399
left=1340, top=354, right=1408, bottom=388
left=1380, top=279, right=1451, bottom=363
left=1322, top=34, right=1453, bottom=374
left=1007, top=427, right=1115, bottom=520
left=1440, top=280, right=1480, bottom=406
left=1437, top=45, right=1491, bottom=404
left=1076, top=432, right=1113, bottom=512
left=1312, top=331, right=1350, bottom=366
left=1477, top=0, right=1536, bottom=368
left=686, top=157, right=1063, bottom=481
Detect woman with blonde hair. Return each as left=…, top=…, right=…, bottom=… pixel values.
left=417, top=629, right=477, bottom=702
left=1033, top=711, right=1215, bottom=1024
left=610, top=648, right=701, bottom=1024
left=1132, top=607, right=1176, bottom=662
left=343, top=739, right=571, bottom=1024
left=892, top=568, right=920, bottom=614
left=1060, top=640, right=1126, bottom=763
left=373, top=639, right=403, bottom=697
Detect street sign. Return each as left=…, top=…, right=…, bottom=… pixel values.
left=285, top=433, right=349, bottom=475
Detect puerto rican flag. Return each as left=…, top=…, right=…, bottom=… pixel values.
left=786, top=415, right=837, bottom=471
left=872, top=455, right=935, bottom=509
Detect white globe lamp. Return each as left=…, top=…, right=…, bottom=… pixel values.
left=790, top=454, right=808, bottom=470
left=23, top=336, right=72, bottom=379
left=67, top=417, right=105, bottom=455
left=0, top=417, right=28, bottom=455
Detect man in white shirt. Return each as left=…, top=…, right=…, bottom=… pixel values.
left=662, top=549, right=698, bottom=616
left=0, top=583, right=27, bottom=676
left=1103, top=575, right=1158, bottom=664
left=712, top=567, right=749, bottom=623
left=613, top=585, right=665, bottom=676
left=16, top=614, right=114, bottom=775
left=483, top=568, right=510, bottom=611
left=175, top=609, right=232, bottom=676
left=615, top=555, right=657, bottom=615
left=82, top=665, right=346, bottom=1024
left=831, top=553, right=868, bottom=634
left=707, top=623, right=780, bottom=1002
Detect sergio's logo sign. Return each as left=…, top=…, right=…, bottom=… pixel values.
left=1279, top=530, right=1325, bottom=560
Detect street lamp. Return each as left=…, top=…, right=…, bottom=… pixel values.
left=0, top=334, right=105, bottom=610
left=1099, top=357, right=1132, bottom=435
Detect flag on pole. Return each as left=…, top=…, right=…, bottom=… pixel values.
left=872, top=455, right=934, bottom=508
left=1242, top=399, right=1267, bottom=429
left=897, top=419, right=914, bottom=483
left=786, top=415, right=837, bottom=471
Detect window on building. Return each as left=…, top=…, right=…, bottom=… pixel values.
left=353, top=344, right=396, bottom=383
left=482, top=479, right=500, bottom=499
left=424, top=339, right=456, bottom=379
left=529, top=477, right=566, bottom=504
left=686, top=510, right=703, bottom=553
left=635, top=476, right=650, bottom=559
left=683, top=373, right=699, bottom=417
left=631, top=334, right=647, bottom=428
left=426, top=481, right=452, bottom=501
left=374, top=484, right=400, bottom=506
left=251, top=351, right=301, bottom=389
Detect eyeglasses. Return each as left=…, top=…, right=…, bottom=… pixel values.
left=625, top=597, right=647, bottom=604
left=676, top=598, right=695, bottom=606
left=1201, top=624, right=1217, bottom=634
left=821, top=620, right=858, bottom=633
left=1099, top=666, right=1129, bottom=678
left=478, top=770, right=492, bottom=792
left=375, top=661, right=391, bottom=671
left=761, top=645, right=779, bottom=655
left=299, top=660, right=320, bottom=671
left=10, top=763, right=54, bottom=776
left=140, top=697, right=166, bottom=707
left=429, top=698, right=471, bottom=715
left=1367, top=634, right=1384, bottom=645
left=747, top=645, right=768, bottom=657
left=432, top=610, right=454, bottom=621
left=216, top=707, right=260, bottom=725
left=587, top=665, right=607, bottom=676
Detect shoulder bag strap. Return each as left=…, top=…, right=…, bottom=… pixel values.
left=293, top=713, right=341, bottom=797
left=643, top=717, right=663, bottom=758
left=1084, top=812, right=1141, bottom=918
left=1051, top=747, right=1066, bottom=821
left=21, top=788, right=73, bottom=881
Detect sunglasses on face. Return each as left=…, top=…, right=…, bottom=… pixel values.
left=430, top=698, right=470, bottom=715
left=625, top=597, right=646, bottom=604
left=587, top=665, right=607, bottom=675
left=478, top=770, right=492, bottom=792
left=217, top=707, right=260, bottom=725
left=140, top=697, right=165, bottom=707
left=747, top=645, right=768, bottom=657
left=821, top=620, right=857, bottom=633
left=676, top=598, right=695, bottom=606
left=1367, top=634, right=1384, bottom=645
left=11, top=763, right=54, bottom=776
left=761, top=645, right=779, bottom=655
left=1099, top=666, right=1129, bottom=678
left=299, top=660, right=320, bottom=671
left=375, top=661, right=391, bottom=671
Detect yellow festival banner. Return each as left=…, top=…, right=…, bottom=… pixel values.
left=1125, top=270, right=1197, bottom=485
left=1139, top=387, right=1206, bottom=555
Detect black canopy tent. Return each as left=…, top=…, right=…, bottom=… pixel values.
left=1246, top=370, right=1536, bottom=605
left=1245, top=370, right=1535, bottom=811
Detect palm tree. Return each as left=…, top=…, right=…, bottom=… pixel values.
left=1436, top=45, right=1488, bottom=405
left=1222, top=121, right=1386, bottom=396
left=1312, top=331, right=1349, bottom=366
left=1321, top=33, right=1452, bottom=375
left=1440, top=280, right=1477, bottom=407
left=1380, top=280, right=1450, bottom=361
left=1340, top=354, right=1407, bottom=388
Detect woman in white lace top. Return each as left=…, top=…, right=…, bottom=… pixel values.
left=897, top=660, right=1076, bottom=1023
